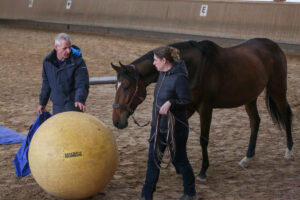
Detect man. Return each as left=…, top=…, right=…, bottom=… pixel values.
left=37, top=33, right=89, bottom=114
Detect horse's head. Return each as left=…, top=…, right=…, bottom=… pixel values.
left=111, top=62, right=147, bottom=129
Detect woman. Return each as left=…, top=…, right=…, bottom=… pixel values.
left=140, top=46, right=196, bottom=200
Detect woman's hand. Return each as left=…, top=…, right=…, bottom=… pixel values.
left=159, top=101, right=171, bottom=115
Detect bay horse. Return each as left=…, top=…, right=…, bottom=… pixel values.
left=111, top=38, right=293, bottom=180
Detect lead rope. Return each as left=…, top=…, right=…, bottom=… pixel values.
left=172, top=116, right=209, bottom=143
left=131, top=115, right=150, bottom=127
left=149, top=111, right=176, bottom=170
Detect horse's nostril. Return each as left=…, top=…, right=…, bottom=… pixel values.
left=113, top=120, right=119, bottom=128
left=113, top=120, right=128, bottom=129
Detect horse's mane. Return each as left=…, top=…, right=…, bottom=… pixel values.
left=117, top=66, right=136, bottom=81
left=187, top=40, right=221, bottom=88
left=127, top=40, right=221, bottom=88
left=191, top=40, right=220, bottom=60
left=130, top=40, right=220, bottom=67
left=131, top=51, right=154, bottom=65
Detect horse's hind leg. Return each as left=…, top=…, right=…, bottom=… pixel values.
left=266, top=49, right=293, bottom=159
left=266, top=89, right=293, bottom=159
left=239, top=99, right=260, bottom=168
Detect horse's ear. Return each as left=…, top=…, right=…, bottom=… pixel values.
left=119, top=61, right=126, bottom=68
left=111, top=63, right=121, bottom=72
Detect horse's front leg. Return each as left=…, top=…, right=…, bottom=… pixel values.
left=239, top=100, right=260, bottom=168
left=197, top=105, right=213, bottom=181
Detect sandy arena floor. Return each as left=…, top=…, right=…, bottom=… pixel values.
left=0, top=24, right=300, bottom=200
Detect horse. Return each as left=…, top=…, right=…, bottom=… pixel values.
left=111, top=38, right=293, bottom=181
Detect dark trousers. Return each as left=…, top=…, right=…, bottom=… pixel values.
left=141, top=126, right=196, bottom=199
left=53, top=102, right=81, bottom=115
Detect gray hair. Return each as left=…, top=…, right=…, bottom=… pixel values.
left=54, top=33, right=71, bottom=46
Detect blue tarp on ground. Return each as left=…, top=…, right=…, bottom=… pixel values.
left=0, top=126, right=26, bottom=145
left=13, top=112, right=52, bottom=177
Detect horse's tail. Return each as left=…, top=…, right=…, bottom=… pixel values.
left=263, top=38, right=292, bottom=130
left=265, top=91, right=292, bottom=130
left=264, top=39, right=294, bottom=152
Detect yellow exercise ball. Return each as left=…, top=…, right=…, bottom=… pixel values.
left=28, top=111, right=118, bottom=199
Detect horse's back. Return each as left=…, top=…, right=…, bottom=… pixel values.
left=235, top=38, right=286, bottom=67
left=244, top=38, right=288, bottom=96
left=222, top=38, right=287, bottom=81
left=194, top=38, right=287, bottom=108
left=240, top=38, right=287, bottom=82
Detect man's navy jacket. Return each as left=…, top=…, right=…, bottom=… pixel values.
left=39, top=46, right=89, bottom=106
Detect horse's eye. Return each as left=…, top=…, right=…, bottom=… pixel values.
left=123, top=85, right=130, bottom=91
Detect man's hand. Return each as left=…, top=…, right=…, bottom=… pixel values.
left=159, top=101, right=171, bottom=115
left=75, top=102, right=86, bottom=112
left=37, top=105, right=46, bottom=114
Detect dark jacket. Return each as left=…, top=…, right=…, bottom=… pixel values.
left=39, top=45, right=89, bottom=106
left=151, top=60, right=191, bottom=131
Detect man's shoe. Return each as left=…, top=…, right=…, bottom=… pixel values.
left=178, top=194, right=197, bottom=200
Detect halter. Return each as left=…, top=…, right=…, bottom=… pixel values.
left=112, top=64, right=145, bottom=114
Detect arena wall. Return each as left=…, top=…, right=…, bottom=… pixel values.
left=0, top=0, right=299, bottom=45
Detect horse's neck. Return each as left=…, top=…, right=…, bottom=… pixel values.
left=135, top=60, right=158, bottom=87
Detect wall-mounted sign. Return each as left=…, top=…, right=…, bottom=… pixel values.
left=200, top=5, right=208, bottom=17
left=66, top=0, right=72, bottom=10
left=28, top=0, right=34, bottom=8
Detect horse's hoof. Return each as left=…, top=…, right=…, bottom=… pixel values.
left=238, top=156, right=251, bottom=168
left=285, top=148, right=294, bottom=160
left=196, top=173, right=207, bottom=182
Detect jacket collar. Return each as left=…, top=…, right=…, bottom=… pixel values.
left=45, top=45, right=82, bottom=67
left=162, top=60, right=188, bottom=77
